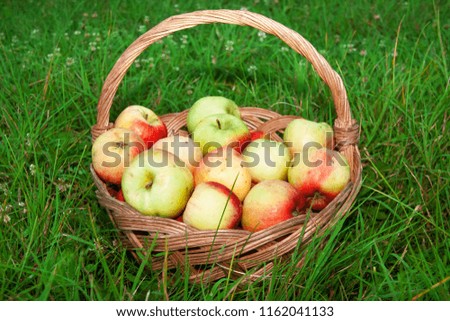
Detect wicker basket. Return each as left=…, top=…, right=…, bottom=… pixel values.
left=90, top=9, right=362, bottom=284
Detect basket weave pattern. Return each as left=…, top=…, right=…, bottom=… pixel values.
left=90, top=10, right=362, bottom=283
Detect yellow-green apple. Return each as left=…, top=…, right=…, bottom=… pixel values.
left=242, top=138, right=292, bottom=183
left=92, top=127, right=146, bottom=185
left=192, top=113, right=250, bottom=154
left=186, top=96, right=241, bottom=133
left=152, top=134, right=203, bottom=174
left=283, top=118, right=333, bottom=155
left=288, top=147, right=350, bottom=211
left=194, top=146, right=252, bottom=201
left=183, top=182, right=242, bottom=230
left=115, top=105, right=167, bottom=148
left=242, top=180, right=300, bottom=232
left=121, top=148, right=194, bottom=217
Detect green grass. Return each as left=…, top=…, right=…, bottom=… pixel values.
left=0, top=0, right=448, bottom=300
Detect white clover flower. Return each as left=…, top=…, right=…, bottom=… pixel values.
left=29, top=164, right=36, bottom=175
left=258, top=31, right=267, bottom=42
left=342, top=43, right=357, bottom=53
left=89, top=41, right=97, bottom=51
left=31, top=29, right=40, bottom=38
left=66, top=57, right=75, bottom=66
left=247, top=65, right=257, bottom=73
left=74, top=30, right=81, bottom=36
left=225, top=40, right=234, bottom=51
left=138, top=25, right=146, bottom=33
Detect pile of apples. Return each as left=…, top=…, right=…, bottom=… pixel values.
left=92, top=96, right=351, bottom=232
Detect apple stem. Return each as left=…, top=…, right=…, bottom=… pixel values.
left=216, top=118, right=221, bottom=130
left=116, top=141, right=125, bottom=148
left=145, top=181, right=153, bottom=189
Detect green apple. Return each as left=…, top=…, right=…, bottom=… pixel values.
left=192, top=113, right=250, bottom=155
left=288, top=147, right=350, bottom=211
left=183, top=182, right=242, bottom=230
left=242, top=180, right=300, bottom=232
left=283, top=118, right=333, bottom=155
left=242, top=138, right=292, bottom=183
left=194, top=146, right=252, bottom=201
left=121, top=148, right=194, bottom=217
left=186, top=96, right=241, bottom=133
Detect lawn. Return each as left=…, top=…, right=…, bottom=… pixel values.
left=0, top=0, right=448, bottom=300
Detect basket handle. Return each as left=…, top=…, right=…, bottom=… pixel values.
left=92, top=9, right=359, bottom=148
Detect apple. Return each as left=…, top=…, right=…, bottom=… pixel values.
left=115, top=105, right=168, bottom=148
left=239, top=129, right=269, bottom=152
left=242, top=180, right=300, bottom=232
left=116, top=189, right=125, bottom=202
left=92, top=127, right=146, bottom=185
left=186, top=96, right=241, bottom=133
left=250, top=129, right=268, bottom=141
left=194, top=146, right=252, bottom=201
left=152, top=134, right=203, bottom=174
left=183, top=182, right=242, bottom=230
left=192, top=113, right=250, bottom=155
left=288, top=147, right=350, bottom=211
left=283, top=118, right=333, bottom=155
left=242, top=138, right=292, bottom=183
left=121, top=148, right=194, bottom=218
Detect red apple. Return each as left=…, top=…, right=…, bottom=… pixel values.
left=242, top=180, right=300, bottom=232
left=115, top=105, right=168, bottom=148
left=183, top=182, right=242, bottom=230
left=116, top=189, right=125, bottom=202
left=194, top=146, right=252, bottom=201
left=288, top=147, right=351, bottom=211
left=92, top=127, right=146, bottom=185
left=250, top=130, right=268, bottom=141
